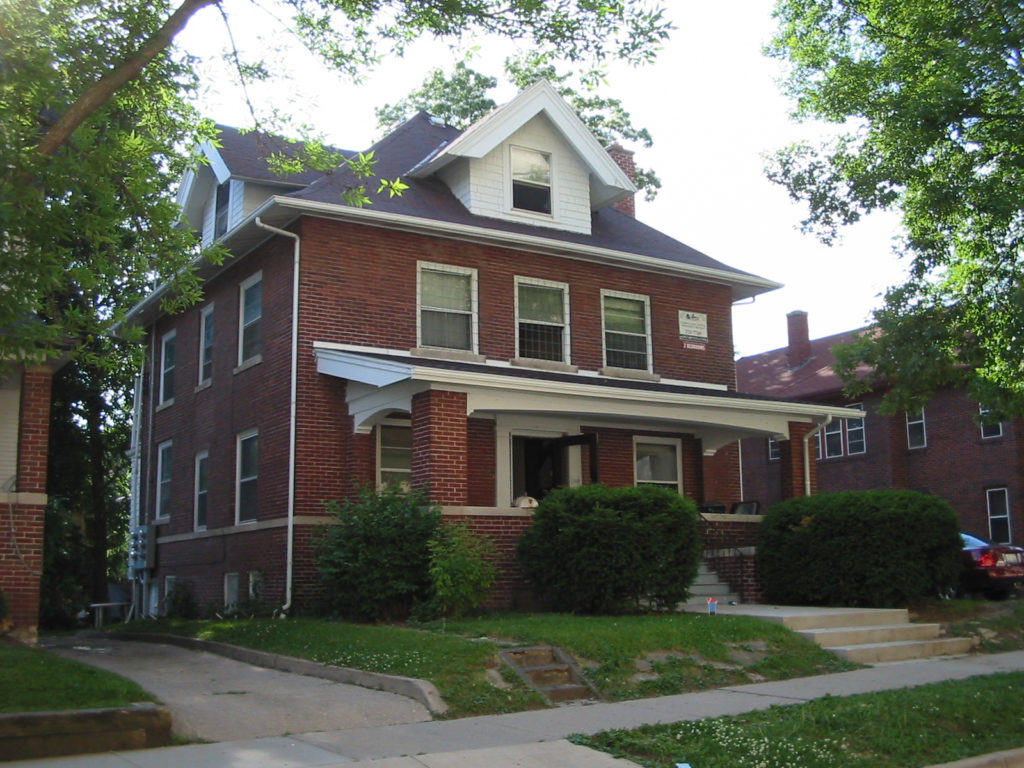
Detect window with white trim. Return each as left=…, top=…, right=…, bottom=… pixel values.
left=846, top=413, right=866, bottom=455
left=418, top=262, right=477, bottom=351
left=155, top=441, right=172, bottom=520
left=819, top=414, right=867, bottom=460
left=214, top=180, right=231, bottom=238
left=510, top=146, right=551, bottom=214
left=767, top=436, right=781, bottom=461
left=194, top=449, right=209, bottom=531
left=236, top=429, right=258, bottom=523
left=979, top=405, right=1003, bottom=439
left=159, top=330, right=176, bottom=404
left=198, top=304, right=214, bottom=385
left=987, top=488, right=1011, bottom=544
left=378, top=422, right=412, bottom=488
left=238, top=272, right=262, bottom=366
left=249, top=570, right=265, bottom=602
left=823, top=420, right=844, bottom=459
left=602, top=290, right=651, bottom=371
left=515, top=277, right=569, bottom=362
left=164, top=575, right=177, bottom=613
left=224, top=572, right=239, bottom=610
left=634, top=437, right=682, bottom=493
left=906, top=408, right=927, bottom=449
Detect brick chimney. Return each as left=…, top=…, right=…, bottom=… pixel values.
left=787, top=310, right=812, bottom=368
left=607, top=143, right=636, bottom=218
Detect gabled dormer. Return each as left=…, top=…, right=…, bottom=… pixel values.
left=409, top=80, right=636, bottom=235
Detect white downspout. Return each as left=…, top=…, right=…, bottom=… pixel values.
left=802, top=416, right=832, bottom=497
left=254, top=217, right=299, bottom=615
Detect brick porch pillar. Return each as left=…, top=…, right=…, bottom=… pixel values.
left=779, top=421, right=818, bottom=499
left=411, top=389, right=468, bottom=505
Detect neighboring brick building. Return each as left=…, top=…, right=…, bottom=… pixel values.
left=122, top=82, right=857, bottom=614
left=738, top=310, right=1024, bottom=546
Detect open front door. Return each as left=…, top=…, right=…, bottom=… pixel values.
left=511, top=433, right=598, bottom=501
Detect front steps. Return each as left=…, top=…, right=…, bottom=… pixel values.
left=500, top=646, right=599, bottom=705
left=680, top=564, right=740, bottom=610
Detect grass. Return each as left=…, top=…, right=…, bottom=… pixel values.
left=911, top=598, right=1024, bottom=652
left=0, top=643, right=156, bottom=714
left=116, top=611, right=855, bottom=717
left=576, top=671, right=1024, bottom=768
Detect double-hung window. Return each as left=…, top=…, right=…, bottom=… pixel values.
left=236, top=429, right=258, bottom=524
left=198, top=304, right=214, bottom=386
left=516, top=278, right=569, bottom=362
left=156, top=441, right=173, bottom=520
left=160, top=330, right=176, bottom=404
left=511, top=146, right=551, bottom=214
left=823, top=420, right=844, bottom=459
left=378, top=422, right=412, bottom=488
left=238, top=272, right=262, bottom=366
left=979, top=405, right=1003, bottom=439
left=634, top=437, right=682, bottom=493
left=906, top=408, right=927, bottom=449
left=418, top=263, right=477, bottom=352
left=602, top=290, right=651, bottom=371
left=987, top=488, right=1011, bottom=543
left=194, top=450, right=209, bottom=531
left=767, top=436, right=781, bottom=461
left=845, top=413, right=866, bottom=455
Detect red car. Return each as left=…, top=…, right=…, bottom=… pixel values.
left=960, top=533, right=1024, bottom=598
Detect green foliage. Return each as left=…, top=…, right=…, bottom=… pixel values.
left=166, top=581, right=201, bottom=620
left=427, top=520, right=498, bottom=619
left=767, top=0, right=1024, bottom=417
left=756, top=490, right=962, bottom=607
left=517, top=485, right=702, bottom=614
left=316, top=487, right=441, bottom=621
left=39, top=498, right=90, bottom=630
left=0, top=586, right=8, bottom=620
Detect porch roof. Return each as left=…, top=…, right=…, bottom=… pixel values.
left=313, top=344, right=859, bottom=454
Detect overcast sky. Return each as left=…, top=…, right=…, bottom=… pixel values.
left=179, top=0, right=909, bottom=359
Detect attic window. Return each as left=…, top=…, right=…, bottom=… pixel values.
left=214, top=180, right=231, bottom=238
left=511, top=147, right=551, bottom=214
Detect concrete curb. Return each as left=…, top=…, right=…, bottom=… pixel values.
left=104, top=632, right=448, bottom=715
left=924, top=749, right=1024, bottom=768
left=0, top=703, right=171, bottom=762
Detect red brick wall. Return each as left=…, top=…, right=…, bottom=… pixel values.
left=17, top=367, right=53, bottom=494
left=411, top=390, right=468, bottom=505
left=467, top=418, right=497, bottom=506
left=581, top=426, right=709, bottom=501
left=1, top=502, right=45, bottom=640
left=445, top=514, right=537, bottom=609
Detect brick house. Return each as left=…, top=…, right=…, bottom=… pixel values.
left=0, top=356, right=62, bottom=642
left=122, top=82, right=856, bottom=614
left=738, top=310, right=1024, bottom=546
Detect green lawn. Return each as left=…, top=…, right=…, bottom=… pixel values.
left=0, top=644, right=156, bottom=713
left=576, top=671, right=1024, bottom=768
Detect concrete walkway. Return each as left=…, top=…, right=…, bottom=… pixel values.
left=15, top=640, right=1024, bottom=767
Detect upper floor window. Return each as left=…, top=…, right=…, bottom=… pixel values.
left=823, top=420, right=844, bottom=459
left=199, top=304, right=214, bottom=385
left=516, top=277, right=569, bottom=362
left=634, top=437, right=682, bottom=493
left=194, top=449, right=209, bottom=531
left=418, top=262, right=477, bottom=352
left=159, top=330, right=176, bottom=404
left=846, top=414, right=867, bottom=455
left=156, top=441, right=173, bottom=520
left=238, top=272, right=262, bottom=366
left=602, top=290, right=651, bottom=371
left=987, top=488, right=1011, bottom=543
left=236, top=429, right=258, bottom=524
left=378, top=422, right=412, bottom=488
left=511, top=146, right=551, bottom=214
left=906, top=408, right=927, bottom=449
left=979, top=405, right=1003, bottom=439
left=822, top=414, right=867, bottom=459
left=214, top=180, right=231, bottom=238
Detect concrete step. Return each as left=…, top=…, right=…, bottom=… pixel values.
left=522, top=664, right=573, bottom=688
left=689, top=581, right=735, bottom=597
left=499, top=646, right=599, bottom=705
left=826, top=636, right=975, bottom=664
left=543, top=683, right=594, bottom=703
left=772, top=608, right=911, bottom=631
left=798, top=622, right=941, bottom=647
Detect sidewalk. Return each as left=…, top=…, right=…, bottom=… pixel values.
left=11, top=649, right=1024, bottom=767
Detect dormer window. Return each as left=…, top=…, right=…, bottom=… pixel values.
left=511, top=147, right=551, bottom=214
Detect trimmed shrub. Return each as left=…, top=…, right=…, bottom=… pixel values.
left=427, top=520, right=498, bottom=619
left=517, top=484, right=702, bottom=614
left=756, top=490, right=962, bottom=607
left=0, top=586, right=8, bottom=620
left=316, top=486, right=441, bottom=621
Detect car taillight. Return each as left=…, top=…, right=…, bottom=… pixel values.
left=978, top=552, right=997, bottom=567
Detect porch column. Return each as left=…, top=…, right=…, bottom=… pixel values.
left=779, top=421, right=818, bottom=499
left=411, top=389, right=468, bottom=505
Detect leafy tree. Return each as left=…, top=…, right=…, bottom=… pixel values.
left=766, top=0, right=1024, bottom=417
left=375, top=54, right=662, bottom=200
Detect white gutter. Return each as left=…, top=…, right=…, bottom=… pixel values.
left=803, top=416, right=832, bottom=497
left=254, top=217, right=300, bottom=616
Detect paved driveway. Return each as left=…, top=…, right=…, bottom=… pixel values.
left=43, top=636, right=432, bottom=742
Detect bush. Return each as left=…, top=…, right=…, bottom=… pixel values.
left=517, top=484, right=702, bottom=614
left=427, top=520, right=498, bottom=620
left=316, top=486, right=441, bottom=621
left=756, top=490, right=962, bottom=607
left=0, top=586, right=8, bottom=620
left=166, top=581, right=200, bottom=620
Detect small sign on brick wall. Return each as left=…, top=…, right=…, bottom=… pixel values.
left=678, top=310, right=708, bottom=345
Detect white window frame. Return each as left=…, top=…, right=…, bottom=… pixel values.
left=508, top=145, right=553, bottom=217
left=155, top=440, right=173, bottom=521
left=823, top=420, right=844, bottom=459
left=194, top=449, right=209, bottom=532
left=416, top=262, right=478, bottom=353
left=514, top=276, right=570, bottom=363
left=248, top=570, right=265, bottom=602
left=767, top=436, right=781, bottom=462
left=159, top=330, right=176, bottom=404
left=235, top=429, right=258, bottom=524
left=238, top=271, right=262, bottom=367
left=224, top=572, right=239, bottom=610
left=633, top=436, right=683, bottom=494
left=165, top=575, right=177, bottom=600
left=198, top=303, right=214, bottom=386
left=601, top=289, right=653, bottom=373
left=906, top=408, right=927, bottom=449
left=377, top=419, right=412, bottom=489
left=987, top=487, right=1012, bottom=544
left=214, top=180, right=231, bottom=239
left=845, top=411, right=867, bottom=455
left=979, top=405, right=1003, bottom=439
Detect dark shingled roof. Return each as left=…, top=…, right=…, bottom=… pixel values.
left=214, top=124, right=354, bottom=187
